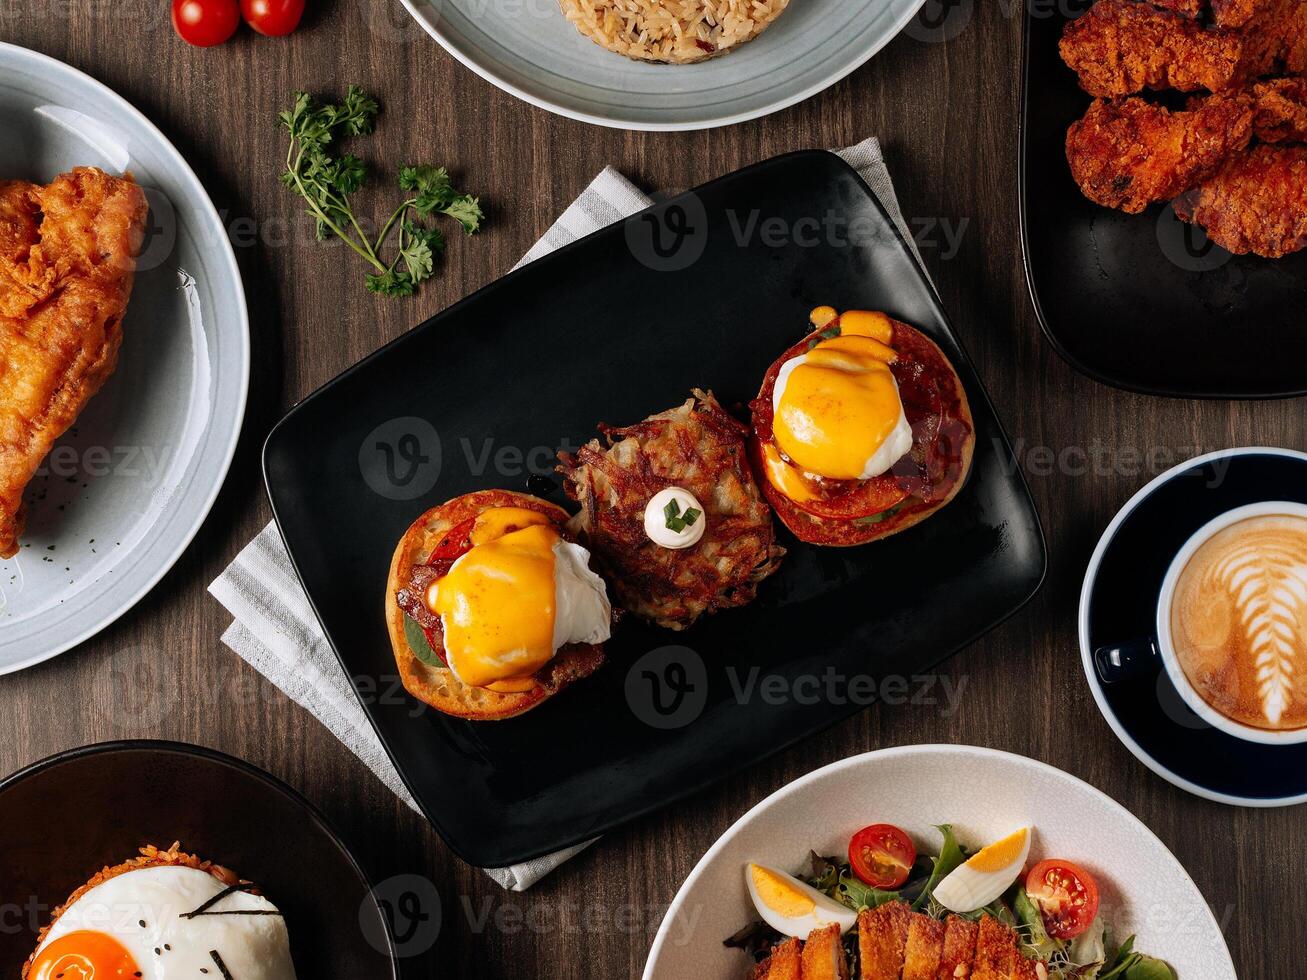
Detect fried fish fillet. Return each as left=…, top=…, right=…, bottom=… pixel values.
left=1174, top=143, right=1307, bottom=256
left=0, top=167, right=148, bottom=558
left=1060, top=0, right=1245, bottom=97
left=1066, top=94, right=1254, bottom=212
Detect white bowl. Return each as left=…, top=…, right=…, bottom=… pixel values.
left=643, top=745, right=1234, bottom=979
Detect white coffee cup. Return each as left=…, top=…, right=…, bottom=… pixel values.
left=1096, top=500, right=1307, bottom=746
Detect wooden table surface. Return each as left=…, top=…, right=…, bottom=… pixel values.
left=3, top=2, right=1302, bottom=977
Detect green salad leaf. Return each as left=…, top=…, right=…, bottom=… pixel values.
left=836, top=871, right=901, bottom=911
left=912, top=824, right=967, bottom=911
left=1013, top=887, right=1064, bottom=962
left=1099, top=934, right=1176, bottom=980
left=403, top=615, right=444, bottom=667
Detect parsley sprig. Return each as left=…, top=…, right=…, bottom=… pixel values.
left=279, top=86, right=484, bottom=297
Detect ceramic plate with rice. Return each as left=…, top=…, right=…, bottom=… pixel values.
left=557, top=0, right=790, bottom=64
left=396, top=0, right=929, bottom=129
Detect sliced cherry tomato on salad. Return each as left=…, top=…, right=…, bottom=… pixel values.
left=172, top=0, right=241, bottom=46
left=241, top=0, right=305, bottom=36
left=849, top=823, right=916, bottom=890
left=1025, top=859, right=1101, bottom=940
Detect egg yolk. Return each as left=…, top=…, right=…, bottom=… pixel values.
left=28, top=931, right=141, bottom=980
left=773, top=333, right=903, bottom=481
left=750, top=865, right=816, bottom=918
left=967, top=827, right=1030, bottom=872
left=427, top=522, right=560, bottom=692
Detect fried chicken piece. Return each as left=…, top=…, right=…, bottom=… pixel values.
left=1066, top=95, right=1254, bottom=212
left=0, top=168, right=148, bottom=558
left=1149, top=0, right=1205, bottom=16
left=1174, top=144, right=1307, bottom=256
left=1232, top=0, right=1306, bottom=77
left=1248, top=76, right=1307, bottom=141
left=1060, top=0, right=1245, bottom=96
left=1211, top=0, right=1263, bottom=28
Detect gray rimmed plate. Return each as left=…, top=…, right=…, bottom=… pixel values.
left=0, top=43, right=249, bottom=673
left=397, top=0, right=930, bottom=130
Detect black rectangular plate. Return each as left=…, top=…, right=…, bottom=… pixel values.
left=1021, top=3, right=1307, bottom=399
left=264, top=151, right=1047, bottom=868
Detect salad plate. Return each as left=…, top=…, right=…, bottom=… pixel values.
left=0, top=43, right=250, bottom=673
left=643, top=744, right=1234, bottom=979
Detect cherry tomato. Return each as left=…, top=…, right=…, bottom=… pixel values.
left=172, top=0, right=240, bottom=46
left=849, top=824, right=916, bottom=890
left=1025, top=860, right=1101, bottom=940
left=241, top=0, right=305, bottom=36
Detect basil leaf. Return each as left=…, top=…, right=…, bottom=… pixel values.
left=403, top=616, right=444, bottom=667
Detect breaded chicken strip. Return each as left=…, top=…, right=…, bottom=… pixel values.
left=1249, top=76, right=1307, bottom=141
left=0, top=168, right=148, bottom=557
left=1150, top=0, right=1205, bottom=16
left=1175, top=144, right=1307, bottom=257
left=1211, top=0, right=1264, bottom=28
left=1066, top=95, right=1254, bottom=212
left=1060, top=0, right=1245, bottom=97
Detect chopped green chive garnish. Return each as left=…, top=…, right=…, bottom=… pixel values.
left=807, top=325, right=841, bottom=349
left=663, top=497, right=702, bottom=534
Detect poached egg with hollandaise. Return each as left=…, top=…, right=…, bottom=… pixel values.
left=769, top=307, right=913, bottom=483
left=421, top=507, right=611, bottom=694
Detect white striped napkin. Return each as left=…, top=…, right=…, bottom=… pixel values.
left=209, top=138, right=921, bottom=890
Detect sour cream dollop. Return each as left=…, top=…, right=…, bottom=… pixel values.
left=644, top=487, right=707, bottom=550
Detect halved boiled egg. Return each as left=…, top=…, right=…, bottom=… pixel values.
left=933, top=826, right=1032, bottom=914
left=745, top=863, right=858, bottom=939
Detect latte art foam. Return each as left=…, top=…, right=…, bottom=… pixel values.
left=1171, top=514, right=1307, bottom=732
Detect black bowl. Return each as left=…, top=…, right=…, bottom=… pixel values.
left=0, top=740, right=397, bottom=977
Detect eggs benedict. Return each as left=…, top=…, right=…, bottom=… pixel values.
left=23, top=843, right=296, bottom=980
left=748, top=308, right=975, bottom=547
left=557, top=390, right=784, bottom=631
left=386, top=489, right=612, bottom=719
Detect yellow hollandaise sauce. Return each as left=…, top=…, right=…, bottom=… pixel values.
left=772, top=323, right=905, bottom=482
left=427, top=522, right=561, bottom=693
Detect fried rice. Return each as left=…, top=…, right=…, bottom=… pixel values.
left=557, top=0, right=790, bottom=64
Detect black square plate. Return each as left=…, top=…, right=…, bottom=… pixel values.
left=264, top=151, right=1047, bottom=867
left=1021, top=3, right=1307, bottom=399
